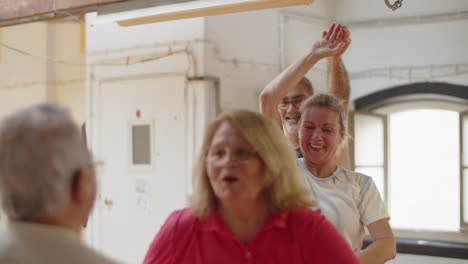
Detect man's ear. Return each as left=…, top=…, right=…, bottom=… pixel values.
left=71, top=169, right=93, bottom=203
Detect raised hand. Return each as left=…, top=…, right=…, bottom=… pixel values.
left=322, top=24, right=351, bottom=58
left=310, top=24, right=346, bottom=59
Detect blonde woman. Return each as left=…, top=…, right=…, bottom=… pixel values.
left=298, top=94, right=396, bottom=264
left=144, top=110, right=359, bottom=264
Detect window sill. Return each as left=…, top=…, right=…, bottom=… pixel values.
left=393, top=229, right=468, bottom=244
left=364, top=229, right=468, bottom=259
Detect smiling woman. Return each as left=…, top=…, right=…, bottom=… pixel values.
left=298, top=94, right=396, bottom=264
left=143, top=109, right=361, bottom=264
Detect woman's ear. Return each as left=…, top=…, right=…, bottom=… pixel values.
left=340, top=129, right=346, bottom=140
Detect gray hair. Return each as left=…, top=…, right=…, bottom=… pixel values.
left=300, top=77, right=314, bottom=96
left=0, top=102, right=90, bottom=221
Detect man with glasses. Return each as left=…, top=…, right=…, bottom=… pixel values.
left=259, top=24, right=351, bottom=167
left=0, top=102, right=118, bottom=264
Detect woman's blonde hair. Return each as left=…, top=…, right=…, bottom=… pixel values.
left=299, top=93, right=347, bottom=133
left=299, top=93, right=348, bottom=156
left=190, top=109, right=316, bottom=218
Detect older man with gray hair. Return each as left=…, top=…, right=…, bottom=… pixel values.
left=0, top=102, right=118, bottom=264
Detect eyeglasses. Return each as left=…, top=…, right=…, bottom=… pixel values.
left=86, top=152, right=105, bottom=171
left=78, top=160, right=105, bottom=174
left=72, top=160, right=105, bottom=183
left=207, top=147, right=258, bottom=163
left=89, top=160, right=105, bottom=170
left=277, top=97, right=305, bottom=110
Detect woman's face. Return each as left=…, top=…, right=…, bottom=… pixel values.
left=299, top=106, right=344, bottom=167
left=206, top=121, right=265, bottom=207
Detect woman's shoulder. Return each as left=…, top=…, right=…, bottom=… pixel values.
left=287, top=207, right=343, bottom=242
left=143, top=209, right=200, bottom=263
left=162, top=208, right=199, bottom=232
left=174, top=208, right=196, bottom=219
left=287, top=207, right=327, bottom=227
left=339, top=166, right=373, bottom=185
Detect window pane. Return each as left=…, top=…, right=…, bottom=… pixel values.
left=354, top=114, right=385, bottom=166
left=463, top=115, right=468, bottom=166
left=132, top=125, right=151, bottom=165
left=464, top=170, right=468, bottom=223
left=355, top=167, right=385, bottom=202
left=389, top=110, right=459, bottom=231
left=462, top=115, right=468, bottom=224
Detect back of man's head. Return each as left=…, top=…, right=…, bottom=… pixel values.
left=0, top=102, right=90, bottom=221
left=300, top=77, right=314, bottom=96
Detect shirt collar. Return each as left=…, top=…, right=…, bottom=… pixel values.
left=201, top=208, right=289, bottom=234
left=298, top=158, right=345, bottom=183
left=331, top=166, right=345, bottom=182
left=8, top=221, right=81, bottom=243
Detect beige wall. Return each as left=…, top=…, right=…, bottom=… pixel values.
left=0, top=21, right=86, bottom=229
left=0, top=22, right=85, bottom=123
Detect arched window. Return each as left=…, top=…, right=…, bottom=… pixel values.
left=352, top=82, right=468, bottom=231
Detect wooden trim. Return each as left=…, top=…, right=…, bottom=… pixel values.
left=80, top=23, right=86, bottom=54
left=0, top=29, right=2, bottom=63
left=0, top=0, right=122, bottom=21
left=114, top=0, right=313, bottom=26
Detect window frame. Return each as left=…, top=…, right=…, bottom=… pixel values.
left=460, top=111, right=468, bottom=231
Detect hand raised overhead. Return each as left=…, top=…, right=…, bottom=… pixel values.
left=321, top=24, right=351, bottom=58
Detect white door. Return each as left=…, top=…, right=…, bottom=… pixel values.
left=95, top=73, right=188, bottom=263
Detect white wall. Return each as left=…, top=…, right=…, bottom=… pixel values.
left=345, top=19, right=468, bottom=101
left=204, top=0, right=337, bottom=111
left=203, top=0, right=468, bottom=110
left=87, top=14, right=205, bottom=53
left=332, top=0, right=468, bottom=101
left=204, top=9, right=279, bottom=111
left=336, top=0, right=468, bottom=21
left=84, top=0, right=468, bottom=123
left=85, top=12, right=205, bottom=86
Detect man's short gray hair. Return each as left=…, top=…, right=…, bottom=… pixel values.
left=300, top=77, right=314, bottom=96
left=0, top=102, right=90, bottom=221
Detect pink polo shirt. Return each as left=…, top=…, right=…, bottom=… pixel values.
left=143, top=207, right=360, bottom=264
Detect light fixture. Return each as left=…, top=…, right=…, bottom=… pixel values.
left=94, top=0, right=313, bottom=26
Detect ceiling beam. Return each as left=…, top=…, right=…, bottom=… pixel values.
left=94, top=0, right=313, bottom=27
left=0, top=0, right=124, bottom=27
